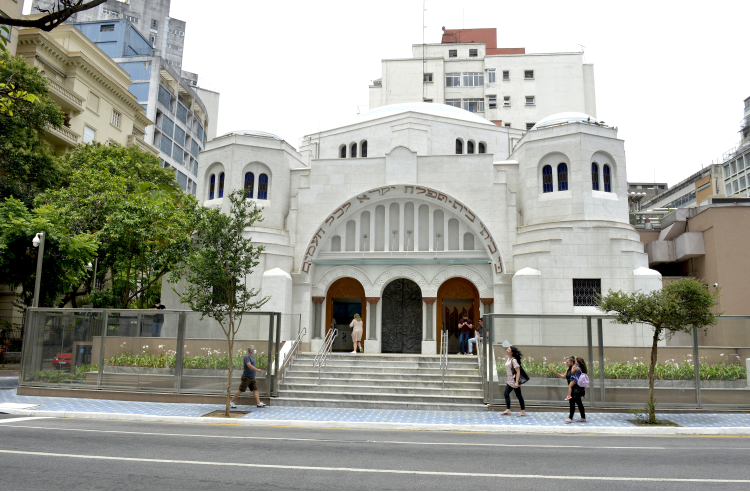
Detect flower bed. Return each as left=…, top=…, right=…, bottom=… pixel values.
left=30, top=364, right=98, bottom=383
left=104, top=343, right=269, bottom=371
left=497, top=355, right=747, bottom=381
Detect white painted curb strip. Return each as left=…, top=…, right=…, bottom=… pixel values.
left=2, top=409, right=750, bottom=436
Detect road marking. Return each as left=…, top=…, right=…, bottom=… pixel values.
left=0, top=417, right=52, bottom=424
left=0, top=449, right=748, bottom=483
left=0, top=424, right=672, bottom=450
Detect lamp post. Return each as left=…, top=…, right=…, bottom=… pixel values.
left=32, top=232, right=45, bottom=308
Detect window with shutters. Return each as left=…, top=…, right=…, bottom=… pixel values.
left=111, top=109, right=121, bottom=128
left=502, top=70, right=509, bottom=81
left=573, top=279, right=601, bottom=306
left=83, top=125, right=96, bottom=144
left=488, top=95, right=496, bottom=109
left=557, top=163, right=569, bottom=191
left=258, top=174, right=269, bottom=200
left=503, top=96, right=510, bottom=106
left=100, top=24, right=115, bottom=32
left=487, top=69, right=496, bottom=83
left=469, top=48, right=478, bottom=57
left=542, top=165, right=553, bottom=193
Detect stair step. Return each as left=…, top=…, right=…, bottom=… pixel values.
left=271, top=397, right=487, bottom=412
left=278, top=390, right=483, bottom=405
left=279, top=383, right=482, bottom=397
left=286, top=367, right=479, bottom=376
left=281, top=376, right=481, bottom=388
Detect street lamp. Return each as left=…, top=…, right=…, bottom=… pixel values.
left=32, top=232, right=45, bottom=308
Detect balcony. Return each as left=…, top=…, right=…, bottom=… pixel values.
left=44, top=123, right=80, bottom=149
left=126, top=134, right=160, bottom=156
left=44, top=75, right=84, bottom=115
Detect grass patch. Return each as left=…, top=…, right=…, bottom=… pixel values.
left=626, top=419, right=680, bottom=427
left=202, top=410, right=251, bottom=418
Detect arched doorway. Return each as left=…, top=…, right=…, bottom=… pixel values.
left=381, top=279, right=423, bottom=353
left=326, top=277, right=366, bottom=352
left=436, top=278, right=480, bottom=354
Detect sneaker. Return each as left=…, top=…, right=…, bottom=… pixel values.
left=257, top=402, right=267, bottom=408
left=230, top=402, right=237, bottom=408
left=564, top=396, right=572, bottom=401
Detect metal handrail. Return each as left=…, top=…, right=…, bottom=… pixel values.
left=280, top=327, right=306, bottom=382
left=439, top=329, right=448, bottom=388
left=313, top=327, right=337, bottom=384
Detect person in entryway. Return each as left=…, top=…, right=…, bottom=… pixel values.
left=500, top=345, right=527, bottom=417
left=468, top=318, right=484, bottom=355
left=458, top=314, right=472, bottom=355
left=349, top=313, right=363, bottom=354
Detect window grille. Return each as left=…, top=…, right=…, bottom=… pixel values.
left=351, top=143, right=357, bottom=158
left=361, top=141, right=368, bottom=157
left=542, top=165, right=553, bottom=193
left=603, top=164, right=611, bottom=192
left=503, top=96, right=510, bottom=106
left=487, top=69, right=496, bottom=83
left=478, top=143, right=486, bottom=154
left=111, top=109, right=121, bottom=128
left=445, top=73, right=460, bottom=87
left=445, top=99, right=461, bottom=108
left=218, top=173, right=224, bottom=198
left=592, top=163, right=599, bottom=191
left=449, top=49, right=457, bottom=57
left=455, top=139, right=463, bottom=155
left=525, top=96, right=535, bottom=105
left=503, top=70, right=510, bottom=80
left=258, top=174, right=269, bottom=200
left=209, top=174, right=215, bottom=200
left=557, top=163, right=568, bottom=191
left=100, top=24, right=115, bottom=32
left=488, top=96, right=496, bottom=109
left=469, top=49, right=478, bottom=57
left=151, top=19, right=158, bottom=29
left=467, top=141, right=474, bottom=154
left=573, top=279, right=601, bottom=306
left=244, top=172, right=254, bottom=198
left=525, top=70, right=534, bottom=79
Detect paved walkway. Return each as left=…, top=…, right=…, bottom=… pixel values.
left=2, top=377, right=749, bottom=433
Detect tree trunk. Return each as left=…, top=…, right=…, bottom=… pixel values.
left=225, top=322, right=233, bottom=417
left=648, top=328, right=660, bottom=423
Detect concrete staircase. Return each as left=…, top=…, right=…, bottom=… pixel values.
left=275, top=352, right=486, bottom=412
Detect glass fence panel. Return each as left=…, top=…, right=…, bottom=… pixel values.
left=598, top=318, right=696, bottom=407
left=490, top=316, right=590, bottom=406
left=21, top=310, right=102, bottom=388
left=696, top=317, right=750, bottom=407
left=180, top=312, right=273, bottom=395
left=99, top=310, right=181, bottom=392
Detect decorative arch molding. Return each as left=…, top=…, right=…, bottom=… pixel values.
left=299, top=184, right=505, bottom=279
left=371, top=267, right=432, bottom=297
left=312, top=266, right=373, bottom=297
left=431, top=266, right=492, bottom=298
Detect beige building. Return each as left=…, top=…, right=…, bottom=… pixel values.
left=0, top=0, right=22, bottom=55
left=16, top=25, right=156, bottom=155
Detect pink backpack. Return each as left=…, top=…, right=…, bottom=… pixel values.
left=577, top=372, right=589, bottom=388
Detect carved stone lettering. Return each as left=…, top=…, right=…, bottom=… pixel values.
left=302, top=262, right=311, bottom=273
left=426, top=189, right=437, bottom=198
left=325, top=215, right=335, bottom=226
left=436, top=193, right=448, bottom=202
left=416, top=187, right=427, bottom=194
left=404, top=186, right=414, bottom=194
left=479, top=222, right=490, bottom=239
left=494, top=262, right=503, bottom=274
left=488, top=240, right=498, bottom=254
left=356, top=194, right=370, bottom=203
left=465, top=210, right=475, bottom=222
left=452, top=201, right=466, bottom=213
left=306, top=245, right=316, bottom=257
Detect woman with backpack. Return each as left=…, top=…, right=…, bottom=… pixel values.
left=500, top=345, right=528, bottom=417
left=564, top=357, right=588, bottom=423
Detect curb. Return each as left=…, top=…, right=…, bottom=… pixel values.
left=3, top=409, right=750, bottom=436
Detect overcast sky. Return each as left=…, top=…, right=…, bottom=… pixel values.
left=27, top=0, right=750, bottom=185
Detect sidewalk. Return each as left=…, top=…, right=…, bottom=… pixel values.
left=2, top=376, right=749, bottom=435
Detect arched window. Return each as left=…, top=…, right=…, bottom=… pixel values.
left=340, top=146, right=346, bottom=158
left=542, top=165, right=553, bottom=193
left=467, top=141, right=475, bottom=154
left=557, top=163, right=568, bottom=191
left=258, top=173, right=269, bottom=200
left=455, top=139, right=463, bottom=154
left=350, top=143, right=357, bottom=158
left=361, top=140, right=367, bottom=157
left=244, top=172, right=254, bottom=198
left=478, top=142, right=486, bottom=154
left=603, top=165, right=611, bottom=192
left=591, top=163, right=599, bottom=191
left=209, top=174, right=215, bottom=200
left=218, top=172, right=225, bottom=198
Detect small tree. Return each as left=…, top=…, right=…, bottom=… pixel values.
left=169, top=190, right=268, bottom=416
left=597, top=278, right=720, bottom=423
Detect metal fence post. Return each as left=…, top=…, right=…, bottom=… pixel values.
left=97, top=310, right=108, bottom=389
left=273, top=313, right=281, bottom=397
left=19, top=308, right=36, bottom=383
left=487, top=314, right=494, bottom=405
left=174, top=312, right=186, bottom=393
left=693, top=326, right=702, bottom=408
left=597, top=318, right=605, bottom=403
left=266, top=313, right=275, bottom=397
left=587, top=316, right=594, bottom=406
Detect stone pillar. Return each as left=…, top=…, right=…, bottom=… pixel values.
left=480, top=298, right=494, bottom=315
left=398, top=202, right=405, bottom=251
left=369, top=209, right=376, bottom=252
left=422, top=297, right=437, bottom=355
left=428, top=208, right=434, bottom=252
left=384, top=206, right=391, bottom=251
left=355, top=218, right=361, bottom=252
left=366, top=297, right=379, bottom=340
left=311, top=297, right=325, bottom=339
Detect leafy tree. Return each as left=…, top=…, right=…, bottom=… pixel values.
left=169, top=190, right=268, bottom=417
left=0, top=49, right=65, bottom=207
left=0, top=197, right=97, bottom=308
left=597, top=278, right=720, bottom=423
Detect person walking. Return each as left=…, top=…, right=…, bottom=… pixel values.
left=150, top=298, right=166, bottom=337
left=230, top=345, right=266, bottom=408
left=467, top=318, right=484, bottom=355
left=458, top=314, right=472, bottom=355
left=500, top=345, right=527, bottom=417
left=554, top=356, right=587, bottom=423
left=349, top=313, right=364, bottom=354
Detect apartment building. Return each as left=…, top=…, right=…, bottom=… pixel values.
left=16, top=25, right=156, bottom=155
left=71, top=19, right=209, bottom=195
left=719, top=96, right=750, bottom=198
left=0, top=0, right=22, bottom=55
left=369, top=28, right=596, bottom=130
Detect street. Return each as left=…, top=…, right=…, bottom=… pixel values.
left=1, top=413, right=749, bottom=490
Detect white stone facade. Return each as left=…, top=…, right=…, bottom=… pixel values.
left=163, top=104, right=661, bottom=354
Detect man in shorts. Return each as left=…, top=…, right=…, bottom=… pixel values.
left=230, top=345, right=266, bottom=408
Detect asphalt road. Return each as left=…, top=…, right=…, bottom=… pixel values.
left=0, top=414, right=749, bottom=490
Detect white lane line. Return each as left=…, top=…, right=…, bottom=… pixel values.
left=0, top=417, right=52, bottom=424
left=0, top=449, right=748, bottom=483
left=0, top=425, right=669, bottom=450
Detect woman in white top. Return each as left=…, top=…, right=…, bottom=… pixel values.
left=349, top=313, right=364, bottom=354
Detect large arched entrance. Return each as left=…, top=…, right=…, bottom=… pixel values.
left=326, top=277, right=366, bottom=352
left=381, top=279, right=423, bottom=353
left=436, top=277, right=480, bottom=354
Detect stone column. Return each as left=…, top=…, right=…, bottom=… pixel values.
left=423, top=297, right=436, bottom=341
left=428, top=208, right=434, bottom=252
left=366, top=297, right=379, bottom=340
left=355, top=218, right=361, bottom=252
left=398, top=202, right=405, bottom=251
left=312, top=297, right=325, bottom=339
left=480, top=298, right=494, bottom=315
left=369, top=208, right=376, bottom=252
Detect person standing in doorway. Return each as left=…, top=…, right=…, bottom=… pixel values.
left=150, top=298, right=166, bottom=337
left=500, top=345, right=527, bottom=417
left=458, top=314, right=472, bottom=355
left=468, top=318, right=484, bottom=356
left=349, top=313, right=363, bottom=354
left=230, top=345, right=266, bottom=408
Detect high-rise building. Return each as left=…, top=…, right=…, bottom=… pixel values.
left=369, top=28, right=596, bottom=130
left=0, top=0, right=24, bottom=55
